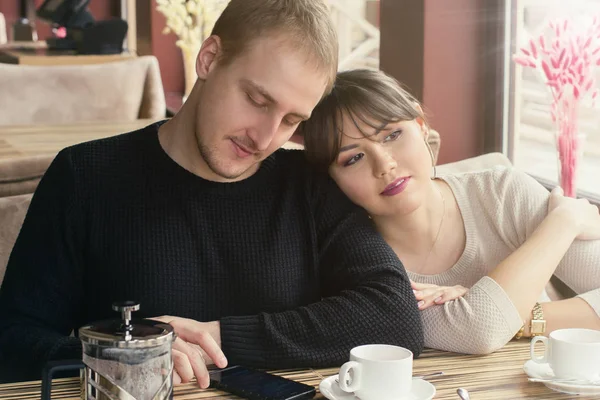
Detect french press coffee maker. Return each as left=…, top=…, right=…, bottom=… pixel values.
left=42, top=301, right=176, bottom=400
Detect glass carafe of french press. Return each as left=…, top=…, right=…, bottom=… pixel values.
left=42, top=301, right=175, bottom=400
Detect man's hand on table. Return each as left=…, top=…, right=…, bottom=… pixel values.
left=151, top=316, right=227, bottom=388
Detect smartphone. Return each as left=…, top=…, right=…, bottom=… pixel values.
left=209, top=365, right=316, bottom=400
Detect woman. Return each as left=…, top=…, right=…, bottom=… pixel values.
left=300, top=69, right=600, bottom=354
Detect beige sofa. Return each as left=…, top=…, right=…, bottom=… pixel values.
left=0, top=56, right=166, bottom=125
left=0, top=155, right=54, bottom=198
left=0, top=194, right=31, bottom=284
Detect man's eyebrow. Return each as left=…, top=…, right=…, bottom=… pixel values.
left=339, top=144, right=359, bottom=153
left=241, top=78, right=310, bottom=120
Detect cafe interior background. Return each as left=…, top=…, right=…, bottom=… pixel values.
left=1, top=0, right=600, bottom=398
left=1, top=0, right=599, bottom=325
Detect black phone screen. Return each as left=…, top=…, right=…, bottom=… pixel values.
left=209, top=365, right=316, bottom=400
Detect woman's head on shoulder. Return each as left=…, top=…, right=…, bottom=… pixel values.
left=300, top=68, right=437, bottom=217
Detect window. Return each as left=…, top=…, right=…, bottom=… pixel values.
left=505, top=0, right=600, bottom=198
left=328, top=0, right=380, bottom=70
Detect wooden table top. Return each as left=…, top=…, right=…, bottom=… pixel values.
left=0, top=341, right=586, bottom=399
left=0, top=120, right=304, bottom=162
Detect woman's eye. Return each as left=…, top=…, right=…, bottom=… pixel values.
left=344, top=153, right=364, bottom=166
left=384, top=130, right=402, bottom=142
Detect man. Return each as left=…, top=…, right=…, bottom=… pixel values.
left=0, top=0, right=423, bottom=386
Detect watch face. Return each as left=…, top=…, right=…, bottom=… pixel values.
left=531, top=320, right=546, bottom=334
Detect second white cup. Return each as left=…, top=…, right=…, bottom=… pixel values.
left=338, top=344, right=413, bottom=400
left=530, top=328, right=600, bottom=381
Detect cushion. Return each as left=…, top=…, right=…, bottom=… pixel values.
left=0, top=56, right=165, bottom=125
left=0, top=156, right=54, bottom=198
left=0, top=193, right=32, bottom=286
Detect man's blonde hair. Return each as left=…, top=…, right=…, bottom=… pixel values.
left=211, top=0, right=338, bottom=94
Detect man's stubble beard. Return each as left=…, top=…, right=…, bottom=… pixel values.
left=195, top=134, right=254, bottom=180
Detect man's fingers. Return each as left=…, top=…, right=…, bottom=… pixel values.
left=176, top=339, right=211, bottom=389
left=173, top=371, right=182, bottom=385
left=172, top=347, right=194, bottom=383
left=173, top=323, right=227, bottom=368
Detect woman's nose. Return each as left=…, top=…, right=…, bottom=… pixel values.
left=373, top=151, right=397, bottom=178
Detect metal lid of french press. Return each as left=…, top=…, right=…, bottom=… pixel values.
left=79, top=301, right=175, bottom=349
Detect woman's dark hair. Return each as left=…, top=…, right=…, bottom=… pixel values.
left=299, top=69, right=426, bottom=170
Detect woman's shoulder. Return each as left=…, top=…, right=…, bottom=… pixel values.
left=442, top=166, right=544, bottom=195
left=442, top=166, right=550, bottom=222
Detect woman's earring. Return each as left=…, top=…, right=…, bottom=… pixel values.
left=425, top=139, right=437, bottom=180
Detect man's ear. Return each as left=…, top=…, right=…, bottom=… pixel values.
left=196, top=35, right=221, bottom=80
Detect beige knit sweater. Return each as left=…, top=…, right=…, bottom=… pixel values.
left=407, top=166, right=600, bottom=354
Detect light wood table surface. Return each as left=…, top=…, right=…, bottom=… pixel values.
left=0, top=120, right=304, bottom=162
left=0, top=341, right=587, bottom=399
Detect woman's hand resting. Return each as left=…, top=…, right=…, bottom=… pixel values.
left=547, top=187, right=600, bottom=240
left=411, top=280, right=468, bottom=310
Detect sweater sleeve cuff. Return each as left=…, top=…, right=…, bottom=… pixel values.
left=220, top=315, right=266, bottom=366
left=577, top=289, right=600, bottom=318
left=48, top=336, right=83, bottom=361
left=477, top=276, right=524, bottom=333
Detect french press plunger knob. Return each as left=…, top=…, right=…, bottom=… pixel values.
left=112, top=301, right=140, bottom=341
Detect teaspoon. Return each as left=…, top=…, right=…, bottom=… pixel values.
left=457, top=387, right=471, bottom=400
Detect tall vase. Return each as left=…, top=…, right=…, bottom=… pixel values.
left=555, top=132, right=586, bottom=198
left=181, top=45, right=201, bottom=103
left=554, top=99, right=586, bottom=198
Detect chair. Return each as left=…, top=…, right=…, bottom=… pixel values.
left=0, top=156, right=54, bottom=198
left=0, top=56, right=166, bottom=125
left=0, top=193, right=31, bottom=285
left=436, top=151, right=575, bottom=301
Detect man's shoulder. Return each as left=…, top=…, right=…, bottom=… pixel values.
left=269, top=148, right=325, bottom=180
left=271, top=148, right=307, bottom=166
left=61, top=121, right=161, bottom=169
left=67, top=121, right=159, bottom=156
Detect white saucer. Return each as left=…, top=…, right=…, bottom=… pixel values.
left=523, top=360, right=600, bottom=396
left=319, top=374, right=435, bottom=400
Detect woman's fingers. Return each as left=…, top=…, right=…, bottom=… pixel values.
left=413, top=287, right=446, bottom=300
left=411, top=280, right=438, bottom=291
left=417, top=290, right=444, bottom=309
left=434, top=285, right=468, bottom=303
left=416, top=285, right=468, bottom=309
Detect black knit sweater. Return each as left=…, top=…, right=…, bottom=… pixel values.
left=0, top=122, right=423, bottom=382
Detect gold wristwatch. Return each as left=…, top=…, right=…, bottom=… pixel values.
left=529, top=302, right=546, bottom=337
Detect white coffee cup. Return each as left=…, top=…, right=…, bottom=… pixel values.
left=530, top=328, right=600, bottom=381
left=338, top=344, right=413, bottom=400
